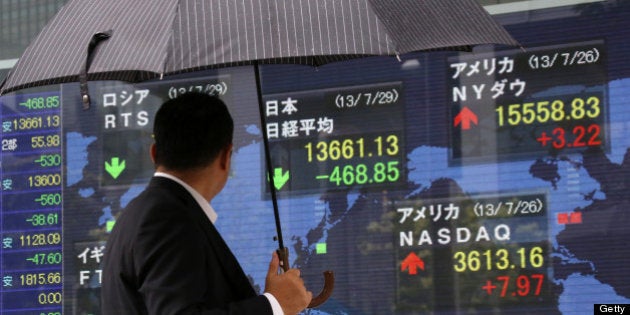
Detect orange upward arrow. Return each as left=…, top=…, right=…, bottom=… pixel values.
left=401, top=252, right=425, bottom=275
left=454, top=106, right=478, bottom=130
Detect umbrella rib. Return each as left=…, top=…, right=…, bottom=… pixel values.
left=257, top=0, right=264, bottom=60
left=299, top=1, right=306, bottom=59
left=234, top=0, right=241, bottom=62
left=359, top=0, right=365, bottom=54
left=274, top=1, right=281, bottom=57
left=324, top=0, right=331, bottom=56
left=248, top=0, right=256, bottom=61
left=317, top=1, right=324, bottom=56
left=332, top=1, right=340, bottom=55
left=307, top=1, right=314, bottom=57
left=179, top=2, right=186, bottom=70
left=341, top=3, right=354, bottom=53
left=202, top=0, right=208, bottom=67
left=192, top=0, right=198, bottom=69
left=267, top=0, right=273, bottom=60
left=242, top=0, right=249, bottom=61
left=375, top=3, right=381, bottom=54
left=210, top=1, right=216, bottom=65
left=282, top=1, right=289, bottom=57
left=218, top=1, right=224, bottom=64
left=291, top=0, right=298, bottom=58
left=226, top=0, right=233, bottom=64
left=365, top=0, right=372, bottom=54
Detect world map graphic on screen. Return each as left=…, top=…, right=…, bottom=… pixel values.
left=1, top=2, right=630, bottom=314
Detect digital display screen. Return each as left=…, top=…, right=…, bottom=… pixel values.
left=449, top=40, right=607, bottom=164
left=263, top=81, right=405, bottom=193
left=1, top=2, right=630, bottom=314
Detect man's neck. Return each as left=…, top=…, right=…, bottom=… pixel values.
left=155, top=165, right=217, bottom=202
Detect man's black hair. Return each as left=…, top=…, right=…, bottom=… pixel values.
left=152, top=92, right=233, bottom=171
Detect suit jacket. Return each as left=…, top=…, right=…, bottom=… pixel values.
left=102, top=177, right=273, bottom=315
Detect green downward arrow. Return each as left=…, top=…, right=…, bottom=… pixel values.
left=272, top=167, right=290, bottom=190
left=105, top=157, right=126, bottom=179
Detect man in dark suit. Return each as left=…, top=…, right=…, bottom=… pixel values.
left=101, top=93, right=311, bottom=314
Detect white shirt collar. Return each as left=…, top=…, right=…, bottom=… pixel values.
left=154, top=172, right=218, bottom=224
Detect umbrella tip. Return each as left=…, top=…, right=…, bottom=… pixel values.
left=82, top=94, right=91, bottom=110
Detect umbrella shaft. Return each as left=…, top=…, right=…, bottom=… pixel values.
left=254, top=63, right=285, bottom=251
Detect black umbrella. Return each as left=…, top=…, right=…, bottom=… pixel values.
left=0, top=0, right=519, bottom=100
left=0, top=0, right=519, bottom=308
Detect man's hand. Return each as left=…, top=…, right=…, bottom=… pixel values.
left=265, top=251, right=312, bottom=315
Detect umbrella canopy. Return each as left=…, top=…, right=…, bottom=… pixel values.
left=0, top=0, right=519, bottom=96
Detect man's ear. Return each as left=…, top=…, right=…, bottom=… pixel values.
left=220, top=143, right=233, bottom=170
left=150, top=143, right=157, bottom=164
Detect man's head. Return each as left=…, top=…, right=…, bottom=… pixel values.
left=152, top=92, right=233, bottom=171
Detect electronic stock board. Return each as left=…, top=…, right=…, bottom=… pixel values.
left=1, top=2, right=629, bottom=314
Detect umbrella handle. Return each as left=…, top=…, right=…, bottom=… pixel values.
left=277, top=248, right=335, bottom=309
left=307, top=270, right=334, bottom=308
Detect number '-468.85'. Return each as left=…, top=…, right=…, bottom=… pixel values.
left=328, top=161, right=400, bottom=186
